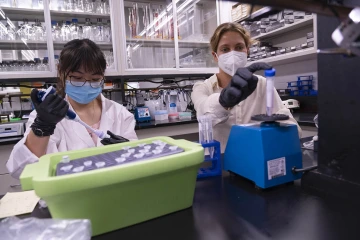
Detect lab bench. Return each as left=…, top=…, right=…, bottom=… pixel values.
left=7, top=137, right=360, bottom=240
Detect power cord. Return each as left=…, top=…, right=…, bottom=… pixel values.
left=292, top=165, right=318, bottom=173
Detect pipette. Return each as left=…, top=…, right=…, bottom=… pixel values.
left=265, top=68, right=276, bottom=116
left=37, top=86, right=110, bottom=139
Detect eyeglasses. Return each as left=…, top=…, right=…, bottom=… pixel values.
left=68, top=76, right=105, bottom=88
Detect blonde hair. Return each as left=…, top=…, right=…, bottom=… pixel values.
left=210, top=22, right=252, bottom=53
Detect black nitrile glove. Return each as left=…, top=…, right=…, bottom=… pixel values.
left=101, top=130, right=129, bottom=145
left=219, top=62, right=272, bottom=108
left=30, top=88, right=69, bottom=136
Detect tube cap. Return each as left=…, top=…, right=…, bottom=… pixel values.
left=265, top=68, right=276, bottom=77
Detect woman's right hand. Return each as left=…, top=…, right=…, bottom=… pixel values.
left=30, top=88, right=69, bottom=136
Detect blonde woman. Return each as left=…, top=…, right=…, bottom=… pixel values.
left=192, top=22, right=301, bottom=152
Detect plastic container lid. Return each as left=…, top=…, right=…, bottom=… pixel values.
left=72, top=18, right=78, bottom=23
left=179, top=112, right=191, bottom=116
left=265, top=68, right=276, bottom=77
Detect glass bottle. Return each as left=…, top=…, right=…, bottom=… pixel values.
left=54, top=55, right=59, bottom=68
left=41, top=57, right=49, bottom=71
left=54, top=21, right=61, bottom=41
left=63, top=0, right=70, bottom=11
left=70, top=18, right=79, bottom=39
left=84, top=0, right=92, bottom=12
left=0, top=0, right=11, bottom=7
left=106, top=49, right=114, bottom=68
left=100, top=0, right=107, bottom=14
left=33, top=0, right=43, bottom=9
left=17, top=0, right=32, bottom=8
left=28, top=60, right=35, bottom=71
left=64, top=21, right=71, bottom=41
left=77, top=0, right=84, bottom=12
left=83, top=18, right=92, bottom=39
left=92, top=0, right=100, bottom=13
left=34, top=58, right=41, bottom=70
left=51, top=21, right=57, bottom=40
left=34, top=19, right=44, bottom=41
left=93, top=18, right=103, bottom=42
left=103, top=19, right=111, bottom=42
left=55, top=0, right=64, bottom=10
left=6, top=24, right=16, bottom=41
left=70, top=0, right=77, bottom=12
left=78, top=25, right=83, bottom=39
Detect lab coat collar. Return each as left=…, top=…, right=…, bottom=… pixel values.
left=97, top=94, right=114, bottom=146
left=65, top=94, right=114, bottom=147
left=208, top=74, right=222, bottom=91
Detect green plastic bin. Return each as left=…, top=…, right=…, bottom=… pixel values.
left=20, top=137, right=204, bottom=236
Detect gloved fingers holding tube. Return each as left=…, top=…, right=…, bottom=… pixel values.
left=219, top=62, right=272, bottom=109
left=30, top=88, right=69, bottom=136
left=100, top=130, right=129, bottom=145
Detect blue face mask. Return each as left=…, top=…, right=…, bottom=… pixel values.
left=65, top=80, right=102, bottom=104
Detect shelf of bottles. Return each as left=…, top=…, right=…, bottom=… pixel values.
left=50, top=0, right=114, bottom=70
left=176, top=0, right=217, bottom=69
left=124, top=0, right=177, bottom=69
left=124, top=0, right=218, bottom=70
left=0, top=0, right=50, bottom=72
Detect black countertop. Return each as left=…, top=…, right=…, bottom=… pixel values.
left=135, top=118, right=197, bottom=130
left=17, top=137, right=360, bottom=240
left=292, top=113, right=317, bottom=127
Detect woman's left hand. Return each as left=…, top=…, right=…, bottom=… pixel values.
left=219, top=62, right=272, bottom=108
left=101, top=130, right=129, bottom=145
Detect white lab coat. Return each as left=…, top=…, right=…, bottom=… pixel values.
left=192, top=74, right=302, bottom=153
left=7, top=94, right=138, bottom=179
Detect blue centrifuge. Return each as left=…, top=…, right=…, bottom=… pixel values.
left=223, top=68, right=303, bottom=189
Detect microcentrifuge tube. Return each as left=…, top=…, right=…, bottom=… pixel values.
left=134, top=153, right=144, bottom=158
left=84, top=161, right=92, bottom=167
left=152, top=149, right=162, bottom=154
left=169, top=146, right=178, bottom=151
left=73, top=166, right=84, bottom=173
left=121, top=153, right=131, bottom=158
left=61, top=155, right=70, bottom=163
left=115, top=157, right=126, bottom=163
left=60, top=165, right=73, bottom=172
left=95, top=162, right=106, bottom=168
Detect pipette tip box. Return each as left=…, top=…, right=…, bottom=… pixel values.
left=20, top=137, right=204, bottom=236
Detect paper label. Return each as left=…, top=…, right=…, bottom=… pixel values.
left=267, top=157, right=286, bottom=180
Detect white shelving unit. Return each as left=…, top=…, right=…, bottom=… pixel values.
left=246, top=48, right=317, bottom=66
left=0, top=0, right=220, bottom=79
left=50, top=10, right=110, bottom=19
left=253, top=17, right=313, bottom=40
left=246, top=14, right=318, bottom=68
left=126, top=39, right=209, bottom=48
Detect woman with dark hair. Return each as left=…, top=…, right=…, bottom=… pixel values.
left=7, top=39, right=137, bottom=178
